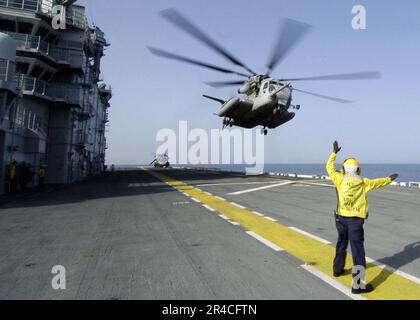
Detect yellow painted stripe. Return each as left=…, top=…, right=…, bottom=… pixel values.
left=145, top=169, right=420, bottom=300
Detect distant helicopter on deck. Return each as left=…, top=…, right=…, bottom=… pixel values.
left=149, top=9, right=381, bottom=135
left=150, top=153, right=170, bottom=168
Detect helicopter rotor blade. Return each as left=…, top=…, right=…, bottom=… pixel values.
left=202, top=95, right=226, bottom=104
left=292, top=88, right=352, bottom=104
left=148, top=47, right=250, bottom=77
left=204, top=80, right=246, bottom=88
left=266, top=18, right=312, bottom=75
left=160, top=8, right=256, bottom=75
left=279, top=71, right=382, bottom=82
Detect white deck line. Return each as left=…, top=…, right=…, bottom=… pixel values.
left=365, top=257, right=420, bottom=285
left=288, top=227, right=332, bottom=245
left=300, top=181, right=335, bottom=188
left=202, top=204, right=215, bottom=212
left=230, top=202, right=246, bottom=209
left=301, top=265, right=366, bottom=300
left=246, top=231, right=284, bottom=252
left=196, top=181, right=284, bottom=187
left=228, top=181, right=294, bottom=195
left=265, top=217, right=277, bottom=222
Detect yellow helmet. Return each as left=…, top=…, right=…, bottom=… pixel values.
left=343, top=158, right=361, bottom=175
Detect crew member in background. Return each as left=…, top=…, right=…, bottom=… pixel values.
left=6, top=160, right=18, bottom=194
left=327, top=141, right=399, bottom=294
left=38, top=165, right=46, bottom=192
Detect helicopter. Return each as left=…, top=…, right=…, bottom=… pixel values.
left=149, top=9, right=381, bottom=136
left=150, top=153, right=170, bottom=168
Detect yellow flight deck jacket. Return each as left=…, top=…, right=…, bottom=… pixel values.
left=326, top=152, right=392, bottom=219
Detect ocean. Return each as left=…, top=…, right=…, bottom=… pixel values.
left=116, top=164, right=420, bottom=182
left=204, top=164, right=420, bottom=183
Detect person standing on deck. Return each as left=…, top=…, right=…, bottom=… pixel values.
left=327, top=141, right=399, bottom=294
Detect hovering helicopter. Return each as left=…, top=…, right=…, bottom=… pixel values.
left=149, top=9, right=381, bottom=136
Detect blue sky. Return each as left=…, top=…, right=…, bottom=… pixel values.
left=79, top=0, right=420, bottom=164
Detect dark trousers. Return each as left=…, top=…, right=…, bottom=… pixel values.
left=334, top=215, right=366, bottom=275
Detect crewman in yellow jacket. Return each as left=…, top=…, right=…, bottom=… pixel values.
left=327, top=141, right=399, bottom=294
left=38, top=165, right=46, bottom=192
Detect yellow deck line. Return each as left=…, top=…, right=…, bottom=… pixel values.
left=145, top=169, right=420, bottom=300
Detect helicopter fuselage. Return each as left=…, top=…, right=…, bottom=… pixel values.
left=218, top=78, right=296, bottom=130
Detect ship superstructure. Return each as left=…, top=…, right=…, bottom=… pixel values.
left=0, top=0, right=112, bottom=193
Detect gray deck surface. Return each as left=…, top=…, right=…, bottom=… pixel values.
left=0, top=169, right=419, bottom=300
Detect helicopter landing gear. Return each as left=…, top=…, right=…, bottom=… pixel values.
left=261, top=127, right=268, bottom=136
left=223, top=118, right=234, bottom=129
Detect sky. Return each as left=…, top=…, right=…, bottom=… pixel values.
left=78, top=0, right=420, bottom=164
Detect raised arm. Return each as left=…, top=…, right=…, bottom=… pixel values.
left=326, top=141, right=343, bottom=186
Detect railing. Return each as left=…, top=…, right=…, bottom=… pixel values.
left=0, top=0, right=45, bottom=11
left=49, top=46, right=84, bottom=67
left=5, top=32, right=50, bottom=55
left=0, top=0, right=87, bottom=30
left=17, top=74, right=82, bottom=105
left=0, top=59, right=16, bottom=82
left=6, top=32, right=84, bottom=69
left=67, top=6, right=86, bottom=30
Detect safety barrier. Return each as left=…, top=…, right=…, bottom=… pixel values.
left=176, top=167, right=420, bottom=189
left=16, top=74, right=82, bottom=106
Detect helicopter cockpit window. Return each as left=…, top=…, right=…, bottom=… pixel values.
left=269, top=84, right=276, bottom=92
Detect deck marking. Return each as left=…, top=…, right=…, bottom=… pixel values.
left=300, top=181, right=335, bottom=188
left=191, top=197, right=201, bottom=203
left=215, top=196, right=226, bottom=201
left=289, top=227, right=332, bottom=245
left=144, top=168, right=420, bottom=300
left=202, top=204, right=216, bottom=212
left=203, top=191, right=212, bottom=196
left=196, top=181, right=284, bottom=187
left=265, top=217, right=277, bottom=222
left=252, top=211, right=265, bottom=217
left=365, top=257, right=420, bottom=285
left=219, top=215, right=230, bottom=220
left=228, top=181, right=294, bottom=195
left=246, top=231, right=284, bottom=252
left=229, top=221, right=240, bottom=226
left=301, top=265, right=366, bottom=300
left=230, top=202, right=246, bottom=209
